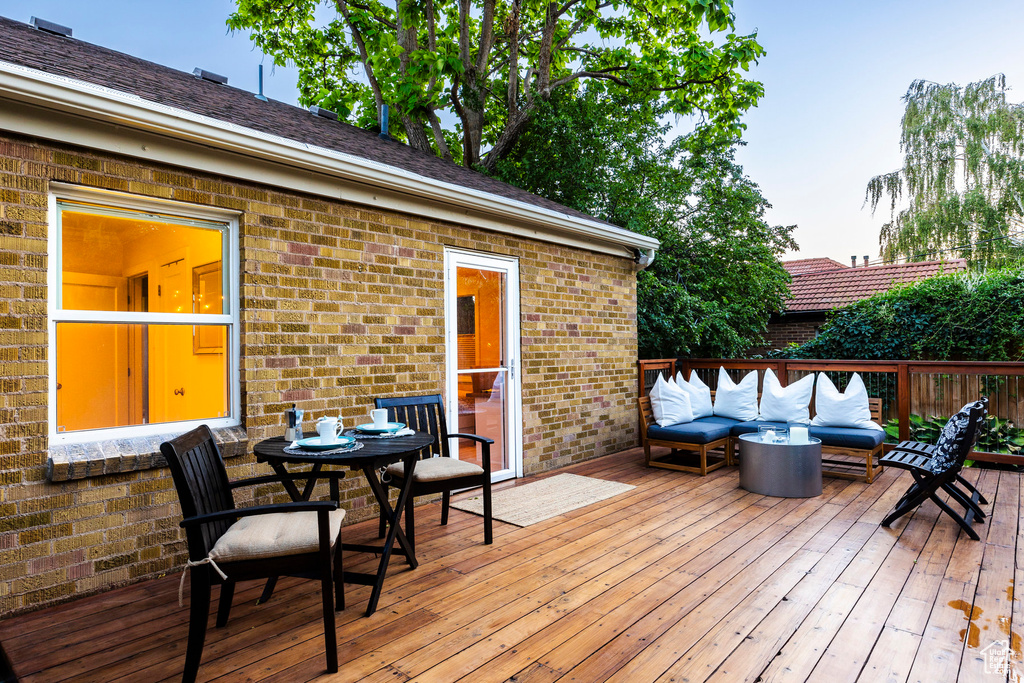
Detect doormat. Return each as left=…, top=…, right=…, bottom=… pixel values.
left=450, top=473, right=636, bottom=527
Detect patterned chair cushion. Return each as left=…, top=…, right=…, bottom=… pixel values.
left=929, top=401, right=985, bottom=473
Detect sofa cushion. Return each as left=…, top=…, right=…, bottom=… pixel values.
left=730, top=420, right=791, bottom=436
left=809, top=426, right=885, bottom=450
left=811, top=373, right=883, bottom=431
left=675, top=371, right=714, bottom=419
left=757, top=369, right=813, bottom=424
left=713, top=367, right=759, bottom=421
left=649, top=374, right=694, bottom=427
left=648, top=418, right=733, bottom=445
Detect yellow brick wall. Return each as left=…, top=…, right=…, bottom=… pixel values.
left=0, top=132, right=638, bottom=616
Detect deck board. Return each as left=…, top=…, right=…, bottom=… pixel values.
left=0, top=446, right=1020, bottom=683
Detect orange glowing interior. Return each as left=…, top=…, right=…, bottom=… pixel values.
left=57, top=207, right=228, bottom=433
left=455, top=267, right=507, bottom=471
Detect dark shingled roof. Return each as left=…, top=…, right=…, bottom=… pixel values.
left=0, top=14, right=616, bottom=230
left=785, top=259, right=968, bottom=312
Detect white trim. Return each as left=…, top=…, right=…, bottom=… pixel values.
left=444, top=248, right=523, bottom=481
left=0, top=60, right=658, bottom=259
left=48, top=186, right=242, bottom=445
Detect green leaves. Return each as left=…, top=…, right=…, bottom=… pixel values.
left=490, top=85, right=794, bottom=358
left=777, top=267, right=1024, bottom=362
left=867, top=75, right=1024, bottom=267
left=229, top=0, right=764, bottom=168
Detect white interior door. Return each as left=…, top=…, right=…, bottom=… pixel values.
left=445, top=249, right=522, bottom=482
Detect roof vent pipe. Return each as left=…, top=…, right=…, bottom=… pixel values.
left=863, top=255, right=870, bottom=267
left=309, top=105, right=338, bottom=121
left=193, top=68, right=228, bottom=85
left=30, top=17, right=72, bottom=37
left=379, top=104, right=390, bottom=140
left=851, top=255, right=857, bottom=268
left=255, top=64, right=268, bottom=102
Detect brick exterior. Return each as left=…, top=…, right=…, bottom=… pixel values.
left=0, top=132, right=639, bottom=616
left=748, top=318, right=825, bottom=356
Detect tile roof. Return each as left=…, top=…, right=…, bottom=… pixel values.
left=785, top=259, right=968, bottom=312
left=783, top=258, right=849, bottom=276
left=0, top=15, right=617, bottom=232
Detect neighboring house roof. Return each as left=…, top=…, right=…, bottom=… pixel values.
left=784, top=259, right=968, bottom=312
left=783, top=258, right=849, bottom=276
left=0, top=15, right=658, bottom=258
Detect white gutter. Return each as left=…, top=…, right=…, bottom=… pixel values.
left=0, top=60, right=658, bottom=259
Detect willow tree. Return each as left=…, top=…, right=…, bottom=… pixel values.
left=228, top=0, right=764, bottom=171
left=866, top=75, right=1024, bottom=266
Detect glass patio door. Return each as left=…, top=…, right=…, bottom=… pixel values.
left=444, top=250, right=522, bottom=482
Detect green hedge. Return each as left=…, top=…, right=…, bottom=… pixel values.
left=772, top=266, right=1024, bottom=361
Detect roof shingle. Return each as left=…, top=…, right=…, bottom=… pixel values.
left=784, top=259, right=968, bottom=312
left=0, top=15, right=616, bottom=231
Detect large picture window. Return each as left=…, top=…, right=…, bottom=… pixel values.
left=49, top=188, right=239, bottom=441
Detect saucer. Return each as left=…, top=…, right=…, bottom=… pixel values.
left=295, top=435, right=356, bottom=451
left=355, top=422, right=405, bottom=434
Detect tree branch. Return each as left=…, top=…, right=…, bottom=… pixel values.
left=338, top=0, right=384, bottom=112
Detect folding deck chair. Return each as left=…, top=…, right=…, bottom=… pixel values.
left=880, top=398, right=988, bottom=540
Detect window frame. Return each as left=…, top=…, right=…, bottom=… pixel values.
left=47, top=184, right=242, bottom=445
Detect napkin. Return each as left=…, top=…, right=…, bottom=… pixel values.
left=394, top=428, right=415, bottom=437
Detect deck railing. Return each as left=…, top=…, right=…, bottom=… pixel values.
left=639, top=358, right=1024, bottom=466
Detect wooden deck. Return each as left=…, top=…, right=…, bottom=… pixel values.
left=2, top=446, right=1022, bottom=682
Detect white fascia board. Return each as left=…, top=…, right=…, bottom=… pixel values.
left=0, top=60, right=659, bottom=259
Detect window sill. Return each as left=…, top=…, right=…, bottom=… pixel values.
left=46, top=425, right=248, bottom=482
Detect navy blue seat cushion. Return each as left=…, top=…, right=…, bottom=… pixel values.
left=647, top=416, right=737, bottom=445
left=730, top=420, right=791, bottom=436
left=809, top=426, right=885, bottom=450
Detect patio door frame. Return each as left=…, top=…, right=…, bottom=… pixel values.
left=443, top=248, right=523, bottom=482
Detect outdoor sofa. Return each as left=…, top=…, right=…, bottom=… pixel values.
left=638, top=385, right=886, bottom=483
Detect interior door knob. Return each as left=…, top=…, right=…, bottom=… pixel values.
left=174, top=387, right=185, bottom=396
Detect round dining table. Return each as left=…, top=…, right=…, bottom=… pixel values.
left=253, top=431, right=435, bottom=616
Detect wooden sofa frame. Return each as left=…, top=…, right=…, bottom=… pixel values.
left=818, top=397, right=884, bottom=483
left=637, top=396, right=731, bottom=476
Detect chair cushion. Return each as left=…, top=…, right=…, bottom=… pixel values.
left=647, top=417, right=734, bottom=445
left=209, top=508, right=345, bottom=562
left=649, top=375, right=694, bottom=427
left=386, top=457, right=484, bottom=483
left=713, top=367, right=759, bottom=421
left=930, top=400, right=986, bottom=472
left=809, top=426, right=885, bottom=450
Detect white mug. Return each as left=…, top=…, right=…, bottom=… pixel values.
left=371, top=408, right=389, bottom=428
left=316, top=416, right=341, bottom=444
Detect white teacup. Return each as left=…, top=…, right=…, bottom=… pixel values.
left=316, top=416, right=341, bottom=444
left=371, top=408, right=389, bottom=429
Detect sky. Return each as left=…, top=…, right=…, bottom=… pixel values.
left=1, top=0, right=1023, bottom=263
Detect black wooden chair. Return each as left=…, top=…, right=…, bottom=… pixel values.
left=161, top=425, right=345, bottom=683
left=880, top=399, right=988, bottom=540
left=882, top=397, right=990, bottom=522
left=374, top=394, right=493, bottom=553
left=0, top=639, right=17, bottom=683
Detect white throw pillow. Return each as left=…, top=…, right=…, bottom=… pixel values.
left=674, top=371, right=714, bottom=419
left=712, top=367, right=759, bottom=421
left=811, top=373, right=884, bottom=431
left=649, top=375, right=694, bottom=427
left=757, top=368, right=813, bottom=424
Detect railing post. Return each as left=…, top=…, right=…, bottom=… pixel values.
left=777, top=360, right=788, bottom=387
left=898, top=361, right=910, bottom=441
